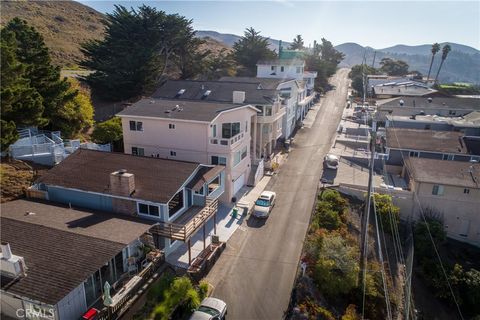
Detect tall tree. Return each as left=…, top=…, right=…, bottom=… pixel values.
left=0, top=28, right=44, bottom=150
left=426, top=43, right=441, bottom=81
left=81, top=5, right=197, bottom=100
left=319, top=38, right=344, bottom=66
left=232, top=27, right=276, bottom=76
left=203, top=49, right=236, bottom=80
left=289, top=34, right=304, bottom=50
left=4, top=18, right=74, bottom=126
left=174, top=37, right=209, bottom=79
left=434, top=44, right=452, bottom=83
left=379, top=58, right=409, bottom=76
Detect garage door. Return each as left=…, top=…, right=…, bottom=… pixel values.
left=233, top=173, right=245, bottom=196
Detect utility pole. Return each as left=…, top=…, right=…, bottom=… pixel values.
left=371, top=51, right=377, bottom=68
left=360, top=120, right=376, bottom=318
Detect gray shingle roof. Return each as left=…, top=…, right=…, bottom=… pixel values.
left=386, top=128, right=469, bottom=154
left=36, top=149, right=202, bottom=203
left=117, top=98, right=251, bottom=122
left=1, top=217, right=126, bottom=305
left=151, top=80, right=278, bottom=104
left=405, top=157, right=480, bottom=188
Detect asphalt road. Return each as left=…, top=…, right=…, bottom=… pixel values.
left=206, top=69, right=350, bottom=320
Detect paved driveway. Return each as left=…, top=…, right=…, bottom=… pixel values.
left=206, top=69, right=350, bottom=320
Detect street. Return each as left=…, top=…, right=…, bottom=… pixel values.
left=206, top=68, right=350, bottom=320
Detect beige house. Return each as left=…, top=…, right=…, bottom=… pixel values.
left=403, top=157, right=480, bottom=247
left=117, top=98, right=258, bottom=203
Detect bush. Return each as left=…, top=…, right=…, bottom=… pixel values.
left=320, top=189, right=349, bottom=214
left=316, top=207, right=341, bottom=230
left=373, top=194, right=400, bottom=234
left=91, top=116, right=123, bottom=145
left=313, top=234, right=359, bottom=297
left=342, top=304, right=360, bottom=320
left=198, top=280, right=209, bottom=300
left=414, top=218, right=446, bottom=260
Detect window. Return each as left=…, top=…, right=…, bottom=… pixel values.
left=233, top=150, right=241, bottom=166
left=211, top=156, right=227, bottom=165
left=449, top=110, right=456, bottom=115
left=424, top=124, right=431, bottom=130
left=222, top=122, right=241, bottom=138
left=168, top=190, right=184, bottom=217
left=280, top=66, right=285, bottom=72
left=138, top=203, right=160, bottom=216
left=241, top=146, right=247, bottom=160
left=132, top=147, right=144, bottom=156
left=464, top=188, right=470, bottom=194
left=471, top=156, right=480, bottom=162
left=169, top=124, right=175, bottom=129
left=170, top=151, right=176, bottom=156
left=211, top=124, right=217, bottom=137
left=442, top=154, right=454, bottom=160
left=409, top=151, right=419, bottom=157
left=271, top=65, right=276, bottom=71
left=432, top=184, right=444, bottom=196
left=195, top=186, right=204, bottom=195
left=129, top=121, right=143, bottom=131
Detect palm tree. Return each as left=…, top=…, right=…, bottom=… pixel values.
left=426, top=43, right=440, bottom=82
left=434, top=44, right=452, bottom=83
left=289, top=35, right=304, bottom=50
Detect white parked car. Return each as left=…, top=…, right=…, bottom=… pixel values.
left=189, top=297, right=227, bottom=320
left=253, top=191, right=276, bottom=218
left=323, top=154, right=339, bottom=170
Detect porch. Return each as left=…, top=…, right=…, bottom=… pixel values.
left=151, top=198, right=219, bottom=265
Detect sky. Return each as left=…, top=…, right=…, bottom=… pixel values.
left=78, top=1, right=480, bottom=50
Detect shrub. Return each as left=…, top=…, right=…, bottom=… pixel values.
left=342, top=304, right=360, bottom=320
left=313, top=234, right=359, bottom=297
left=316, top=207, right=341, bottom=230
left=373, top=194, right=400, bottom=234
left=414, top=218, right=446, bottom=260
left=198, top=280, right=209, bottom=300
left=320, top=189, right=349, bottom=214
left=91, top=116, right=123, bottom=145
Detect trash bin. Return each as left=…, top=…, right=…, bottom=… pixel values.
left=232, top=207, right=238, bottom=219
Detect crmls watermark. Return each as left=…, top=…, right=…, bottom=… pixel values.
left=16, top=306, right=55, bottom=319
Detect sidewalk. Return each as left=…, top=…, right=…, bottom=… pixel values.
left=166, top=175, right=271, bottom=269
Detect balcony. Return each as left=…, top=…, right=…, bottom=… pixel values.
left=209, top=132, right=245, bottom=148
left=151, top=198, right=219, bottom=242
left=256, top=105, right=286, bottom=124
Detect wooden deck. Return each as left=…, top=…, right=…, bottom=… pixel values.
left=151, top=198, right=218, bottom=241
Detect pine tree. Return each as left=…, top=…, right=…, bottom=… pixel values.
left=4, top=18, right=74, bottom=127
left=233, top=27, right=276, bottom=76
left=0, top=28, right=44, bottom=151
left=289, top=35, right=304, bottom=50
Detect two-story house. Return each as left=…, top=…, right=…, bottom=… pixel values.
left=219, top=76, right=300, bottom=139
left=117, top=97, right=257, bottom=202
left=148, top=79, right=288, bottom=166
left=256, top=58, right=317, bottom=125
left=30, top=149, right=225, bottom=256
left=402, top=157, right=480, bottom=247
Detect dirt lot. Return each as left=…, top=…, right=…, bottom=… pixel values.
left=1, top=159, right=49, bottom=203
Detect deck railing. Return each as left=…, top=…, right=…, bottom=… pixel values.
left=151, top=198, right=218, bottom=241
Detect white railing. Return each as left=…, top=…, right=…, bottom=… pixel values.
left=254, top=160, right=264, bottom=185
left=209, top=133, right=244, bottom=147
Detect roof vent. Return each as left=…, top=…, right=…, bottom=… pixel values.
left=24, top=211, right=36, bottom=216
left=202, top=90, right=212, bottom=99
left=172, top=105, right=183, bottom=112
left=175, top=89, right=186, bottom=98
left=428, top=97, right=433, bottom=103
left=399, top=99, right=404, bottom=106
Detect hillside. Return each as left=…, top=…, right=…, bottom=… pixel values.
left=196, top=30, right=289, bottom=52
left=335, top=42, right=480, bottom=84
left=1, top=1, right=230, bottom=67
left=1, top=0, right=105, bottom=67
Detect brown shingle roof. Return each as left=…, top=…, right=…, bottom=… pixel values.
left=37, top=149, right=200, bottom=203
left=386, top=128, right=468, bottom=154
left=404, top=158, right=480, bottom=188
left=1, top=217, right=125, bottom=305
left=1, top=200, right=154, bottom=245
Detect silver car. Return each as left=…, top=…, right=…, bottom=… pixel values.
left=323, top=154, right=339, bottom=170
left=189, top=297, right=227, bottom=320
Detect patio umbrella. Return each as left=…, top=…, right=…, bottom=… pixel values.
left=103, top=281, right=113, bottom=307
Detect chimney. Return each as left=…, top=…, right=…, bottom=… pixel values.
left=1, top=242, right=27, bottom=278
left=233, top=91, right=246, bottom=104
left=110, top=169, right=135, bottom=197
left=1, top=242, right=12, bottom=260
